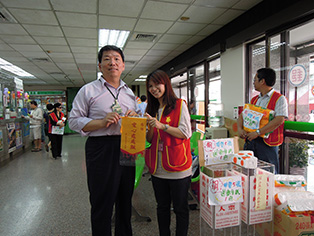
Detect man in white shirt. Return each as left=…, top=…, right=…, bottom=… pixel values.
left=22, top=101, right=43, bottom=152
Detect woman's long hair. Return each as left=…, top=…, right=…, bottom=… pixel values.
left=146, top=70, right=178, bottom=117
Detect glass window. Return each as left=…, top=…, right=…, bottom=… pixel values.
left=209, top=58, right=221, bottom=103
left=189, top=65, right=205, bottom=132
left=171, top=73, right=188, bottom=103
left=288, top=20, right=314, bottom=122
left=269, top=34, right=282, bottom=92
left=248, top=40, right=266, bottom=99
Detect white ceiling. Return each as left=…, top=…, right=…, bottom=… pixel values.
left=0, top=0, right=262, bottom=89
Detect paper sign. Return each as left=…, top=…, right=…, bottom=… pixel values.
left=242, top=108, right=263, bottom=130
left=120, top=117, right=147, bottom=155
left=255, top=174, right=267, bottom=210
left=203, top=138, right=235, bottom=165
left=200, top=172, right=241, bottom=229
left=208, top=175, right=243, bottom=205
left=248, top=168, right=273, bottom=224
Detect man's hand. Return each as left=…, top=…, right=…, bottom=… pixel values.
left=246, top=131, right=259, bottom=141
left=238, top=127, right=248, bottom=139
left=103, top=112, right=120, bottom=128
left=125, top=110, right=139, bottom=117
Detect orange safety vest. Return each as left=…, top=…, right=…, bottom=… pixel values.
left=145, top=99, right=192, bottom=174
left=251, top=91, right=284, bottom=146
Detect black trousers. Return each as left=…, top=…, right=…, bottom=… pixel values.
left=151, top=175, right=191, bottom=236
left=85, top=136, right=135, bottom=236
left=50, top=134, right=63, bottom=158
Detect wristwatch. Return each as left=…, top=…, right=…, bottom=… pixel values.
left=256, top=129, right=261, bottom=135
left=163, top=124, right=169, bottom=131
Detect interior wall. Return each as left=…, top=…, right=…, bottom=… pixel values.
left=138, top=85, right=147, bottom=98
left=221, top=45, right=245, bottom=119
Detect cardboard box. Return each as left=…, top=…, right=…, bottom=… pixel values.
left=224, top=117, right=245, bottom=150
left=257, top=209, right=314, bottom=236
left=274, top=209, right=314, bottom=236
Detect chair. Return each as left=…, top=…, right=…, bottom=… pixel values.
left=188, top=131, right=204, bottom=209
left=132, top=142, right=151, bottom=222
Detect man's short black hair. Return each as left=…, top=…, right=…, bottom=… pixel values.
left=140, top=95, right=147, bottom=102
left=256, top=68, right=276, bottom=86
left=30, top=100, right=37, bottom=106
left=98, top=45, right=125, bottom=63
left=46, top=103, right=54, bottom=111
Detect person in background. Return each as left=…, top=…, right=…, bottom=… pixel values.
left=49, top=103, right=65, bottom=159
left=69, top=45, right=139, bottom=236
left=138, top=95, right=147, bottom=117
left=237, top=68, right=288, bottom=173
left=44, top=103, right=54, bottom=152
left=22, top=100, right=43, bottom=152
left=145, top=70, right=192, bottom=236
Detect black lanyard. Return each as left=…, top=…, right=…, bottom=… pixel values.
left=104, top=83, right=120, bottom=100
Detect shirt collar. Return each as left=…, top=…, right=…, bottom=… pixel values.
left=259, top=88, right=274, bottom=98
left=99, top=76, right=128, bottom=89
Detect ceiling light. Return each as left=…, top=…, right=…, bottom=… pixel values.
left=180, top=16, right=190, bottom=21
left=135, top=78, right=146, bottom=82
left=0, top=57, right=35, bottom=77
left=139, top=75, right=147, bottom=78
left=99, top=29, right=130, bottom=49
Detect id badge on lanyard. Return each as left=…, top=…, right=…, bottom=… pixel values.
left=111, top=99, right=123, bottom=115
left=158, top=141, right=164, bottom=152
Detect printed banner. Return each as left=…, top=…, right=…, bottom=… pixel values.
left=208, top=175, right=243, bottom=205
left=120, top=117, right=147, bottom=155
left=7, top=123, right=16, bottom=153
left=22, top=121, right=30, bottom=137
left=203, top=138, right=235, bottom=165
left=0, top=130, right=3, bottom=152
left=15, top=123, right=23, bottom=149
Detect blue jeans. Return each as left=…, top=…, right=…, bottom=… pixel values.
left=244, top=137, right=279, bottom=174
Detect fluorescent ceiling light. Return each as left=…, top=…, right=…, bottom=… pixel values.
left=0, top=57, right=35, bottom=77
left=139, top=75, right=147, bottom=78
left=135, top=78, right=146, bottom=82
left=99, top=29, right=130, bottom=49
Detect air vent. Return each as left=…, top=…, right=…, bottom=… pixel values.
left=0, top=7, right=17, bottom=23
left=125, top=60, right=136, bottom=65
left=134, top=33, right=157, bottom=42
left=30, top=58, right=50, bottom=63
left=49, top=72, right=64, bottom=75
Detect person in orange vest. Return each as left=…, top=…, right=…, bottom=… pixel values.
left=237, top=68, right=288, bottom=173
left=145, top=70, right=192, bottom=236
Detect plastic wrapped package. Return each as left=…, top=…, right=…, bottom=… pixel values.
left=274, top=191, right=314, bottom=206
left=275, top=174, right=307, bottom=187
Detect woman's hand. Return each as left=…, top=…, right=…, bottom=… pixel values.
left=146, top=113, right=164, bottom=130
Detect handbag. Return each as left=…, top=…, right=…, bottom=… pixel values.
left=51, top=125, right=64, bottom=135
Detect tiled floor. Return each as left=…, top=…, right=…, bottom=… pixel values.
left=0, top=134, right=200, bottom=236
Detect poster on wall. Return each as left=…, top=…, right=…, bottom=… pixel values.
left=22, top=121, right=30, bottom=137
left=15, top=123, right=23, bottom=149
left=0, top=130, right=3, bottom=152
left=7, top=123, right=16, bottom=153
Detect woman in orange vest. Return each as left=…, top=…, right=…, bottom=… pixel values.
left=145, top=70, right=192, bottom=236
left=49, top=103, right=66, bottom=159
